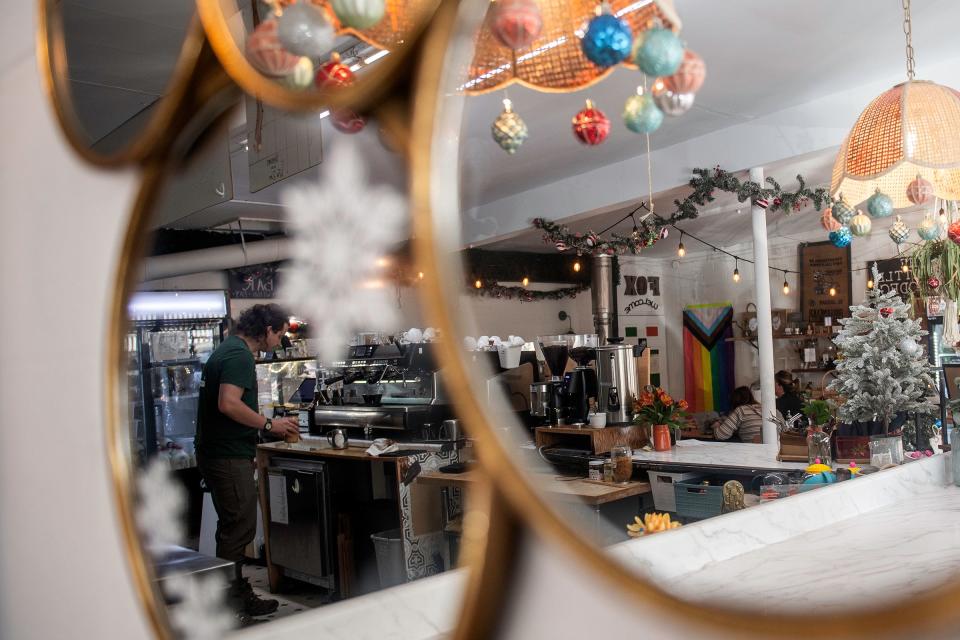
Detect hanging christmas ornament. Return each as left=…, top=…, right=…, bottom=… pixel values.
left=866, top=188, right=894, bottom=218
left=906, top=174, right=935, bottom=206
left=489, top=0, right=543, bottom=50
left=580, top=4, right=633, bottom=68
left=928, top=276, right=942, bottom=289
left=849, top=210, right=872, bottom=237
left=281, top=56, right=315, bottom=90
left=832, top=197, right=855, bottom=225
left=572, top=99, right=611, bottom=145
left=622, top=88, right=663, bottom=134
left=315, top=52, right=355, bottom=89
left=491, top=98, right=528, bottom=154
left=277, top=2, right=334, bottom=57
left=555, top=241, right=568, bottom=251
left=631, top=24, right=684, bottom=77
left=879, top=307, right=894, bottom=318
left=586, top=233, right=599, bottom=247
left=898, top=337, right=920, bottom=356
left=331, top=108, right=366, bottom=134
left=330, top=0, right=386, bottom=30
left=661, top=49, right=706, bottom=95
left=651, top=81, right=694, bottom=116
left=918, top=214, right=944, bottom=241
left=245, top=18, right=300, bottom=77
left=829, top=227, right=852, bottom=248
left=948, top=221, right=960, bottom=245
left=820, top=208, right=842, bottom=232
left=888, top=215, right=910, bottom=244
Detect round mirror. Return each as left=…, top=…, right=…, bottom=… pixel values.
left=38, top=0, right=205, bottom=163
left=412, top=0, right=960, bottom=635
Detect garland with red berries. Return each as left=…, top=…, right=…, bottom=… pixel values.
left=468, top=281, right=589, bottom=301
left=533, top=167, right=830, bottom=255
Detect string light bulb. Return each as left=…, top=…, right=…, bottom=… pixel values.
left=901, top=261, right=910, bottom=273
left=573, top=260, right=581, bottom=272
left=522, top=276, right=530, bottom=287
left=474, top=279, right=482, bottom=289
left=677, top=232, right=685, bottom=257
left=829, top=285, right=837, bottom=297
left=867, top=276, right=874, bottom=289
left=417, top=271, right=425, bottom=280
left=732, top=259, right=740, bottom=283
left=782, top=273, right=790, bottom=295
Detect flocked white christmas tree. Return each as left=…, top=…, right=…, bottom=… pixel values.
left=827, top=266, right=936, bottom=434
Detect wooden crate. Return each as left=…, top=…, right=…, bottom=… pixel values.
left=535, top=425, right=649, bottom=454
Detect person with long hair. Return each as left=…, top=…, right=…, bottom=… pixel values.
left=775, top=369, right=804, bottom=420
left=714, top=386, right=768, bottom=443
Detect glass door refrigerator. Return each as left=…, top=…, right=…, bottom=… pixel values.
left=126, top=291, right=230, bottom=467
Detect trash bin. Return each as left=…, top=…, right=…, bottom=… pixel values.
left=370, top=529, right=406, bottom=588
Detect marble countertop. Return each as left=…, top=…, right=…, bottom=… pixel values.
left=611, top=452, right=958, bottom=612
left=631, top=440, right=809, bottom=472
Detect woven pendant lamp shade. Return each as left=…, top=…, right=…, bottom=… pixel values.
left=461, top=0, right=680, bottom=95
left=831, top=80, right=960, bottom=208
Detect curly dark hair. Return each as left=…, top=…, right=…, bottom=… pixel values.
left=235, top=303, right=289, bottom=340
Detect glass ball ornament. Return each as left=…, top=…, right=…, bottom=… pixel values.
left=918, top=215, right=944, bottom=241
left=330, top=0, right=386, bottom=30
left=948, top=221, right=960, bottom=246
left=849, top=211, right=872, bottom=237
left=662, top=49, right=706, bottom=94
left=832, top=198, right=855, bottom=225
left=829, top=226, right=852, bottom=248
left=489, top=0, right=543, bottom=50
left=245, top=18, right=300, bottom=77
left=866, top=188, right=894, bottom=218
left=631, top=26, right=684, bottom=77
left=906, top=174, right=935, bottom=205
left=898, top=337, right=920, bottom=356
left=331, top=108, right=366, bottom=134
left=491, top=98, right=528, bottom=154
left=580, top=7, right=632, bottom=68
left=572, top=99, right=611, bottom=145
left=281, top=56, right=315, bottom=90
left=651, top=81, right=694, bottom=116
left=622, top=90, right=663, bottom=134
left=888, top=215, right=910, bottom=244
left=277, top=2, right=335, bottom=58
left=820, top=208, right=842, bottom=232
left=928, top=276, right=942, bottom=289
left=315, top=52, right=355, bottom=89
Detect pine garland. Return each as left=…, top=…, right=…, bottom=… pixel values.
left=468, top=281, right=589, bottom=301
left=533, top=167, right=831, bottom=255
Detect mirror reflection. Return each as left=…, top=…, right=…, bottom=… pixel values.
left=436, top=0, right=960, bottom=617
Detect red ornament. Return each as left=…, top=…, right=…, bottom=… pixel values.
left=331, top=108, right=366, bottom=133
left=315, top=52, right=355, bottom=89
left=879, top=307, right=894, bottom=318
left=572, top=100, right=610, bottom=146
left=906, top=175, right=935, bottom=205
left=245, top=18, right=300, bottom=77
left=488, top=0, right=543, bottom=50
left=555, top=241, right=568, bottom=251
left=661, top=49, right=706, bottom=94
left=948, top=221, right=960, bottom=245
left=928, top=276, right=942, bottom=289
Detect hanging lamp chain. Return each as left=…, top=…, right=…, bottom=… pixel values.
left=902, top=0, right=916, bottom=80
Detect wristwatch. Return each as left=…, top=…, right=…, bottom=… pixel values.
left=263, top=418, right=273, bottom=432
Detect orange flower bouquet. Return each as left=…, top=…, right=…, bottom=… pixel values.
left=632, top=385, right=690, bottom=431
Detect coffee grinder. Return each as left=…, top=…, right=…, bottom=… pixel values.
left=533, top=334, right=572, bottom=425
left=563, top=334, right=599, bottom=424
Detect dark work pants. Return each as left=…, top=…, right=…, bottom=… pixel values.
left=199, top=457, right=257, bottom=581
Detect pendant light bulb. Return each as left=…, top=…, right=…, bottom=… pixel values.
left=829, top=285, right=837, bottom=297
left=475, top=279, right=482, bottom=289
left=732, top=259, right=740, bottom=283
left=783, top=278, right=790, bottom=295
left=417, top=271, right=425, bottom=280
left=901, top=262, right=910, bottom=273
left=867, top=277, right=874, bottom=289
left=522, top=276, right=530, bottom=287
left=677, top=241, right=685, bottom=257
left=573, top=260, right=582, bottom=273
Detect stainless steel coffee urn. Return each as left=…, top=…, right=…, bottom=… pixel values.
left=595, top=343, right=646, bottom=424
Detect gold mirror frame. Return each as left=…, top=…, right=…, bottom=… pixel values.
left=38, top=0, right=960, bottom=636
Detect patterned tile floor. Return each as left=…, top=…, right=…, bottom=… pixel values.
left=245, top=565, right=333, bottom=622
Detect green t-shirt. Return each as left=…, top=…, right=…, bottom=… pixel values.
left=195, top=335, right=259, bottom=459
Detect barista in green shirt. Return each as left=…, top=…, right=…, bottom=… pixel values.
left=195, top=303, right=299, bottom=623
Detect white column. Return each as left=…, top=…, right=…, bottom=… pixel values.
left=750, top=167, right=778, bottom=448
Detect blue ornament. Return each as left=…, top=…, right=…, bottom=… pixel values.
left=581, top=12, right=633, bottom=68
left=631, top=27, right=684, bottom=77
left=829, top=227, right=852, bottom=248
left=866, top=189, right=894, bottom=218
left=623, top=92, right=663, bottom=133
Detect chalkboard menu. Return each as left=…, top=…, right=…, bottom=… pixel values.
left=227, top=263, right=280, bottom=299
left=799, top=241, right=852, bottom=324
left=869, top=258, right=918, bottom=301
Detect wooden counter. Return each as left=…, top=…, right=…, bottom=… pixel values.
left=416, top=469, right=650, bottom=507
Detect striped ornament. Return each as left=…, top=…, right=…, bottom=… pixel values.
left=330, top=0, right=386, bottom=30
left=661, top=49, right=706, bottom=95
left=245, top=18, right=300, bottom=77
left=906, top=175, right=934, bottom=206
left=489, top=0, right=543, bottom=50
left=821, top=208, right=842, bottom=232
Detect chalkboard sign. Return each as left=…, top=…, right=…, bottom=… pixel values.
left=869, top=258, right=918, bottom=301
left=799, top=241, right=852, bottom=324
left=228, top=263, right=279, bottom=299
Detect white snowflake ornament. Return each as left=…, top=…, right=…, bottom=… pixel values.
left=280, top=140, right=407, bottom=362
left=135, top=458, right=186, bottom=549
left=165, top=573, right=236, bottom=639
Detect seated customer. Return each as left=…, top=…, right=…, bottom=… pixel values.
left=714, top=386, right=768, bottom=443
left=775, top=370, right=804, bottom=420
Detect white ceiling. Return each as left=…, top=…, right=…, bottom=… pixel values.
left=459, top=0, right=960, bottom=208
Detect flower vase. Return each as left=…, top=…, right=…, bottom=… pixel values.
left=653, top=424, right=672, bottom=451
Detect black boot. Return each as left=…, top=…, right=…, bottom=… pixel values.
left=229, top=577, right=279, bottom=617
